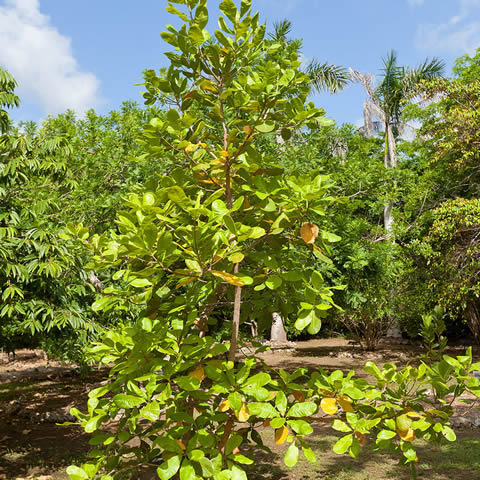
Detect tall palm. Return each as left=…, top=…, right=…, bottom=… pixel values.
left=0, top=68, right=20, bottom=134
left=270, top=20, right=349, bottom=94
left=350, top=51, right=445, bottom=231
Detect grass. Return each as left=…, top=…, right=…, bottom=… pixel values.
left=246, top=428, right=480, bottom=480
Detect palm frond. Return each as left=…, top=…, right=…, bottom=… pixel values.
left=307, top=61, right=349, bottom=93
left=269, top=19, right=292, bottom=42
left=350, top=67, right=378, bottom=102
left=403, top=57, right=445, bottom=90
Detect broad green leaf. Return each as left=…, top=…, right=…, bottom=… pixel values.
left=247, top=402, right=278, bottom=418
left=113, top=394, right=143, bottom=409
left=174, top=376, right=201, bottom=391
left=157, top=455, right=181, bottom=480
left=377, top=430, right=396, bottom=440
left=333, top=434, right=353, bottom=454
left=284, top=442, right=299, bottom=467
left=265, top=275, right=282, bottom=290
left=66, top=466, right=89, bottom=480
left=180, top=460, right=196, bottom=480
left=287, top=402, right=317, bottom=418
left=332, top=419, right=352, bottom=433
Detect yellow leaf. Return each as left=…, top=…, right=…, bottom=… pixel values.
left=219, top=150, right=230, bottom=157
left=320, top=397, right=338, bottom=415
left=211, top=270, right=245, bottom=286
left=189, top=365, right=205, bottom=381
left=406, top=411, right=424, bottom=419
left=218, top=399, right=230, bottom=412
left=237, top=403, right=250, bottom=422
left=397, top=427, right=416, bottom=442
left=185, top=144, right=197, bottom=153
left=274, top=426, right=289, bottom=445
left=176, top=439, right=186, bottom=450
left=292, top=390, right=305, bottom=402
left=337, top=395, right=354, bottom=413
left=300, top=222, right=319, bottom=244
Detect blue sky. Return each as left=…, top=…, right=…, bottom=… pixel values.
left=1, top=0, right=480, bottom=126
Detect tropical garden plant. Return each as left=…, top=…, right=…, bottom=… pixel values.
left=64, top=2, right=480, bottom=480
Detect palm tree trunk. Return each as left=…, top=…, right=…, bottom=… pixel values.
left=383, top=122, right=395, bottom=234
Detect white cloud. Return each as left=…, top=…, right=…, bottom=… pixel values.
left=0, top=0, right=101, bottom=115
left=416, top=0, right=480, bottom=54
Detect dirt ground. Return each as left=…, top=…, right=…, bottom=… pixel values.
left=1, top=339, right=479, bottom=480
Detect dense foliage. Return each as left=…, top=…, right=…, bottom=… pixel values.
left=1, top=2, right=480, bottom=480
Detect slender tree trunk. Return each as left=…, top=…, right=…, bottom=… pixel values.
left=383, top=122, right=397, bottom=235
left=228, top=263, right=242, bottom=362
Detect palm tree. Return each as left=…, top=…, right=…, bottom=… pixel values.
left=269, top=20, right=350, bottom=94
left=350, top=50, right=445, bottom=232
left=0, top=68, right=20, bottom=134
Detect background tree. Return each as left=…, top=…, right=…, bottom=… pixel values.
left=0, top=67, right=19, bottom=134
left=350, top=51, right=444, bottom=232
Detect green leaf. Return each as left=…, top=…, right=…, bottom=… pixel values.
left=333, top=434, right=353, bottom=454
left=275, top=391, right=287, bottom=416
left=302, top=445, right=316, bottom=463
left=443, top=425, right=456, bottom=442
left=113, top=394, right=144, bottom=409
left=332, top=419, right=351, bottom=433
left=180, top=460, right=196, bottom=480
left=219, top=0, right=238, bottom=22
left=255, top=122, right=275, bottom=133
left=157, top=455, right=181, bottom=480
left=130, top=278, right=153, bottom=288
left=232, top=454, right=254, bottom=465
left=66, top=466, right=89, bottom=480
left=307, top=311, right=322, bottom=335
left=247, top=402, right=278, bottom=418
left=265, top=275, right=282, bottom=290
left=377, top=430, right=396, bottom=440
left=174, top=376, right=201, bottom=391
left=287, top=402, right=317, bottom=418
left=284, top=442, right=299, bottom=468
left=287, top=420, right=313, bottom=436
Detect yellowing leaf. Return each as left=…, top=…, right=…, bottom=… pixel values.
left=275, top=426, right=289, bottom=445
left=397, top=427, right=416, bottom=442
left=267, top=391, right=277, bottom=401
left=176, top=439, right=186, bottom=450
left=237, top=403, right=250, bottom=422
left=185, top=143, right=197, bottom=153
left=243, top=125, right=253, bottom=135
left=300, top=222, right=319, bottom=244
left=292, top=390, right=305, bottom=402
left=206, top=359, right=224, bottom=369
left=337, top=396, right=354, bottom=413
left=396, top=414, right=412, bottom=434
left=218, top=400, right=230, bottom=412
left=219, top=150, right=230, bottom=157
left=211, top=270, right=245, bottom=286
left=320, top=397, right=338, bottom=415
left=189, top=365, right=205, bottom=382
left=175, top=277, right=197, bottom=289
left=406, top=411, right=424, bottom=419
